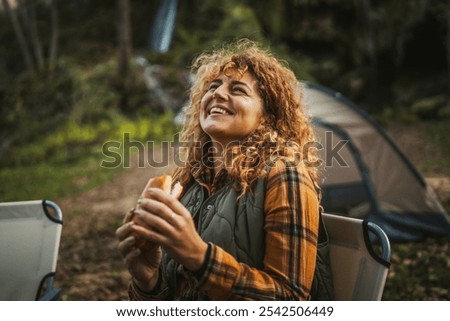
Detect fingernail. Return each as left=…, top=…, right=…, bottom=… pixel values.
left=137, top=198, right=143, bottom=205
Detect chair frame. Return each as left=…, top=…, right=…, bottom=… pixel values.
left=0, top=200, right=63, bottom=301
left=322, top=213, right=391, bottom=300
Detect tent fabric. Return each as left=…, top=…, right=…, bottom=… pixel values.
left=302, top=82, right=450, bottom=241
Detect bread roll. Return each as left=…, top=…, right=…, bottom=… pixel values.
left=132, top=175, right=182, bottom=250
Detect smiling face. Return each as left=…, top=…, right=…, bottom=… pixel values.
left=200, top=71, right=264, bottom=148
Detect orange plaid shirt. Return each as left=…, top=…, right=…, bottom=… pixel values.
left=129, top=160, right=320, bottom=300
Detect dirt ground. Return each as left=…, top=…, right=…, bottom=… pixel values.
left=55, top=147, right=175, bottom=300
left=54, top=123, right=450, bottom=300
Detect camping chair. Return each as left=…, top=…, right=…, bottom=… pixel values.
left=0, top=200, right=63, bottom=300
left=322, top=213, right=391, bottom=300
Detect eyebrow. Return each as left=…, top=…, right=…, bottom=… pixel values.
left=210, top=79, right=252, bottom=90
left=231, top=80, right=251, bottom=89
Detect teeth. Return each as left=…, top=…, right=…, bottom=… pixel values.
left=210, top=107, right=231, bottom=115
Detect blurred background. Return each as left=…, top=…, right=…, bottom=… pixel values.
left=0, top=0, right=449, bottom=300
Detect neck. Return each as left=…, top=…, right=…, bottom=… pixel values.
left=210, top=141, right=226, bottom=172
left=208, top=140, right=241, bottom=175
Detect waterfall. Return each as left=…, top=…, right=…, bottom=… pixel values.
left=140, top=0, right=180, bottom=111
left=135, top=56, right=174, bottom=111
left=149, top=0, right=178, bottom=53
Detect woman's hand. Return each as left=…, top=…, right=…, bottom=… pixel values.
left=116, top=208, right=162, bottom=292
left=131, top=188, right=209, bottom=272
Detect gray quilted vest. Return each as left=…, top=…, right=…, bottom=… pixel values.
left=182, top=178, right=266, bottom=267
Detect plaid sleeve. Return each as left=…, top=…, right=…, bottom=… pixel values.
left=196, top=160, right=320, bottom=300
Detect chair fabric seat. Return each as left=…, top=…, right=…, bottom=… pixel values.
left=322, top=213, right=391, bottom=300
left=0, top=200, right=63, bottom=301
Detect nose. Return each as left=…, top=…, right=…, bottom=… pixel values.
left=212, top=85, right=227, bottom=100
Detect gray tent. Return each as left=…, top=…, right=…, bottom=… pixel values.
left=302, top=82, right=450, bottom=242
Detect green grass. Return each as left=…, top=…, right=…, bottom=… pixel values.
left=0, top=153, right=120, bottom=202
left=0, top=112, right=179, bottom=202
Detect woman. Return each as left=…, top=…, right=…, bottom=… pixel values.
left=116, top=39, right=322, bottom=300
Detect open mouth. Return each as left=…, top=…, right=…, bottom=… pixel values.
left=209, top=106, right=232, bottom=115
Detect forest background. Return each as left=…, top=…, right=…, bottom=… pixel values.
left=0, top=0, right=449, bottom=300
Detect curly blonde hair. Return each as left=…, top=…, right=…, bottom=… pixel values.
left=172, top=39, right=319, bottom=195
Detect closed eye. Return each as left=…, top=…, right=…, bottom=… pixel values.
left=208, top=84, right=219, bottom=91
left=230, top=80, right=251, bottom=95
left=232, top=86, right=247, bottom=94
left=208, top=80, right=222, bottom=91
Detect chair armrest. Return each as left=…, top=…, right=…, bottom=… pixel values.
left=38, top=287, right=61, bottom=301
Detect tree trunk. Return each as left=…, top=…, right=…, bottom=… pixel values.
left=447, top=10, right=450, bottom=93
left=361, top=0, right=382, bottom=108
left=48, top=0, right=58, bottom=70
left=360, top=0, right=378, bottom=94
left=395, top=34, right=405, bottom=70
left=2, top=0, right=35, bottom=75
left=117, top=0, right=132, bottom=79
left=21, top=0, right=45, bottom=71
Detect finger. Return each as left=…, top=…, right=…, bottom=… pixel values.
left=133, top=208, right=175, bottom=234
left=124, top=247, right=141, bottom=266
left=137, top=198, right=178, bottom=226
left=115, top=221, right=134, bottom=241
left=132, top=223, right=170, bottom=247
left=123, top=207, right=136, bottom=224
left=118, top=235, right=137, bottom=257
left=146, top=188, right=191, bottom=218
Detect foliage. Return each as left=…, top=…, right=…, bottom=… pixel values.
left=384, top=237, right=450, bottom=300
left=427, top=121, right=450, bottom=157
left=0, top=1, right=180, bottom=201
left=0, top=59, right=76, bottom=145
left=0, top=53, right=163, bottom=149
left=0, top=111, right=179, bottom=201
left=3, top=0, right=449, bottom=114
left=0, top=154, right=115, bottom=202
left=421, top=120, right=450, bottom=174
left=246, top=0, right=449, bottom=112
